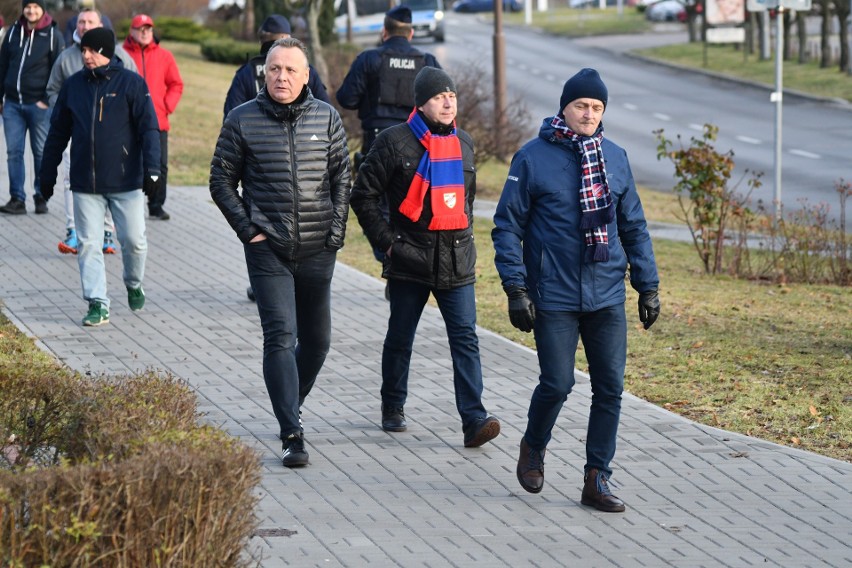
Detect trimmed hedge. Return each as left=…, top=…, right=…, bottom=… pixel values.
left=1, top=357, right=261, bottom=566
left=200, top=38, right=259, bottom=65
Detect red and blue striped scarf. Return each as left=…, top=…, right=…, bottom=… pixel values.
left=551, top=115, right=614, bottom=262
left=399, top=110, right=468, bottom=231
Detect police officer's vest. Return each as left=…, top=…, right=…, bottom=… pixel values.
left=251, top=54, right=266, bottom=94
left=378, top=51, right=425, bottom=108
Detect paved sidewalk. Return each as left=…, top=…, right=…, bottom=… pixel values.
left=1, top=185, right=850, bottom=567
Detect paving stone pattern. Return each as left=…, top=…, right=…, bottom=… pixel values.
left=1, top=186, right=850, bottom=567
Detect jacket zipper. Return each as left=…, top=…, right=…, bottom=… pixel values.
left=90, top=80, right=100, bottom=192
left=288, top=122, right=300, bottom=258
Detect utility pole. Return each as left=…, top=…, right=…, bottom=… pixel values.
left=494, top=0, right=507, bottom=130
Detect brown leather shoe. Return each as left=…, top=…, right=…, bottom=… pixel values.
left=581, top=468, right=625, bottom=512
left=516, top=437, right=545, bottom=494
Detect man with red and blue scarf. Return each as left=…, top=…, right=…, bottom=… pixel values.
left=350, top=67, right=501, bottom=449
left=493, top=68, right=660, bottom=512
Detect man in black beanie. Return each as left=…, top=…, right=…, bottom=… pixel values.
left=0, top=1, right=64, bottom=215
left=493, top=67, right=660, bottom=512
left=350, top=66, right=501, bottom=449
left=40, top=28, right=161, bottom=327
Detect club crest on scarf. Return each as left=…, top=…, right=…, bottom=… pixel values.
left=399, top=110, right=468, bottom=231
left=550, top=115, right=615, bottom=262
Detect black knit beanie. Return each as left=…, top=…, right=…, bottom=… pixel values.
left=23, top=0, right=46, bottom=11
left=560, top=68, right=608, bottom=110
left=81, top=28, right=115, bottom=61
left=414, top=67, right=456, bottom=108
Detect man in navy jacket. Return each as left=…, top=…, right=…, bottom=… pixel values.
left=40, top=28, right=161, bottom=327
left=493, top=68, right=660, bottom=513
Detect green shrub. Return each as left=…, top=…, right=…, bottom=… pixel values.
left=200, top=38, right=259, bottom=65
left=115, top=16, right=221, bottom=43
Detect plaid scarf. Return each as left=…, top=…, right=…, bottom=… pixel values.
left=399, top=110, right=468, bottom=231
left=551, top=115, right=615, bottom=263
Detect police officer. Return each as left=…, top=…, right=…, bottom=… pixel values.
left=223, top=14, right=330, bottom=118
left=336, top=5, right=441, bottom=156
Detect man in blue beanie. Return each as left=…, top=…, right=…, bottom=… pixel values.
left=492, top=67, right=660, bottom=512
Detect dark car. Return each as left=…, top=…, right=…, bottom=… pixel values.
left=453, top=0, right=523, bottom=13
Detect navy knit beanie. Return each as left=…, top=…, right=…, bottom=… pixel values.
left=560, top=68, right=608, bottom=110
left=414, top=67, right=456, bottom=107
left=81, top=28, right=115, bottom=61
left=23, top=0, right=46, bottom=11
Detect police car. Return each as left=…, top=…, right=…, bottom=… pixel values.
left=335, top=0, right=446, bottom=43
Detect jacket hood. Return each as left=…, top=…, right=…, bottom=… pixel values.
left=18, top=12, right=53, bottom=34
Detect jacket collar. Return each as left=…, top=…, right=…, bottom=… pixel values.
left=256, top=86, right=311, bottom=123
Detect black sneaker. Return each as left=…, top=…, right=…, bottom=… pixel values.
left=34, top=196, right=48, bottom=214
left=0, top=198, right=26, bottom=215
left=282, top=432, right=309, bottom=467
left=149, top=208, right=170, bottom=221
left=381, top=404, right=407, bottom=432
left=463, top=415, right=501, bottom=448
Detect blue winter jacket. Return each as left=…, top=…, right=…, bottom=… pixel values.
left=41, top=57, right=161, bottom=194
left=492, top=118, right=659, bottom=312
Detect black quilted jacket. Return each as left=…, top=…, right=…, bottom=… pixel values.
left=209, top=88, right=351, bottom=261
left=350, top=120, right=477, bottom=289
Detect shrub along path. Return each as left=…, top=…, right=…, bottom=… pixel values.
left=1, top=184, right=850, bottom=567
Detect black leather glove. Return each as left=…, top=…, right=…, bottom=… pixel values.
left=505, top=285, right=535, bottom=333
left=638, top=289, right=660, bottom=330
left=143, top=175, right=161, bottom=198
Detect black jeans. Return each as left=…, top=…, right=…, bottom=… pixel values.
left=245, top=241, right=336, bottom=438
left=148, top=130, right=168, bottom=213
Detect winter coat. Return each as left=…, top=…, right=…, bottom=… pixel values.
left=41, top=58, right=160, bottom=195
left=121, top=36, right=183, bottom=131
left=223, top=48, right=329, bottom=118
left=209, top=88, right=351, bottom=262
left=46, top=35, right=137, bottom=108
left=350, top=119, right=478, bottom=290
left=0, top=13, right=63, bottom=105
left=492, top=118, right=659, bottom=312
left=336, top=36, right=440, bottom=131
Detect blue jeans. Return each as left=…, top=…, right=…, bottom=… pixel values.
left=245, top=242, right=336, bottom=439
left=74, top=190, right=147, bottom=309
left=382, top=280, right=487, bottom=430
left=525, top=305, right=627, bottom=477
left=3, top=101, right=50, bottom=202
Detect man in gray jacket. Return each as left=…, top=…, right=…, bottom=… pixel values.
left=209, top=38, right=351, bottom=469
left=46, top=6, right=136, bottom=255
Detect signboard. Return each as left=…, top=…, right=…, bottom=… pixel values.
left=706, top=27, right=747, bottom=43
left=707, top=0, right=746, bottom=24
left=746, top=0, right=811, bottom=11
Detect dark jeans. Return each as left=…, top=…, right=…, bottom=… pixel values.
left=525, top=305, right=627, bottom=477
left=382, top=279, right=487, bottom=430
left=148, top=130, right=169, bottom=212
left=245, top=241, right=336, bottom=438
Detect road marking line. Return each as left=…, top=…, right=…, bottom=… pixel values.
left=624, top=103, right=638, bottom=111
left=736, top=136, right=761, bottom=145
left=688, top=123, right=704, bottom=130
left=789, top=149, right=821, bottom=159
left=653, top=113, right=671, bottom=121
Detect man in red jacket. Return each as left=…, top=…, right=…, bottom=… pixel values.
left=123, top=14, right=183, bottom=221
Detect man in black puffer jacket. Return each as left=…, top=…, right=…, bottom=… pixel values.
left=350, top=67, right=501, bottom=449
left=210, top=38, right=351, bottom=469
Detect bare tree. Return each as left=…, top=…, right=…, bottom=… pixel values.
left=306, top=0, right=328, bottom=84
left=796, top=11, right=808, bottom=63
left=243, top=0, right=255, bottom=41
left=817, top=0, right=832, bottom=68
left=836, top=0, right=850, bottom=71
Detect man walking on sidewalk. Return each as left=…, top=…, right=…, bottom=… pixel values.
left=210, top=38, right=351, bottom=468
left=0, top=0, right=63, bottom=215
left=40, top=28, right=161, bottom=327
left=493, top=68, right=660, bottom=512
left=350, top=67, right=501, bottom=448
left=122, top=14, right=183, bottom=221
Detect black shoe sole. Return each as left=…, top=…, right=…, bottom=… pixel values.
left=282, top=453, right=309, bottom=468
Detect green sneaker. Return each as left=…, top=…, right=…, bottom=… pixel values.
left=127, top=286, right=145, bottom=312
left=82, top=301, right=109, bottom=327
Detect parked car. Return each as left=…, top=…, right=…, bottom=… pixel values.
left=452, top=0, right=523, bottom=13
left=645, top=0, right=686, bottom=21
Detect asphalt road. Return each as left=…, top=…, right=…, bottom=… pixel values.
left=425, top=14, right=851, bottom=220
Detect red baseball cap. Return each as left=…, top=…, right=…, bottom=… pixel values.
left=131, top=14, right=154, bottom=29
